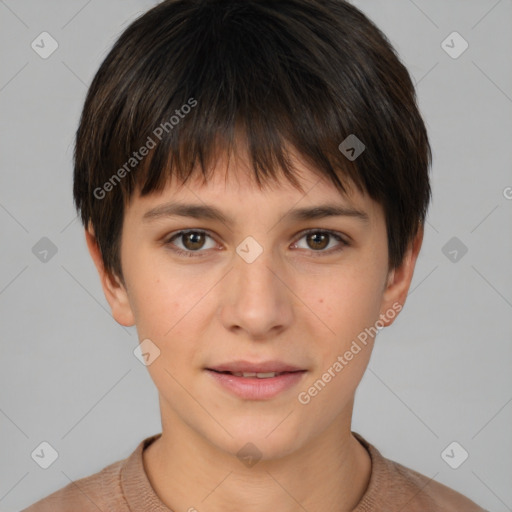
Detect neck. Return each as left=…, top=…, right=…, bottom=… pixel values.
left=143, top=400, right=371, bottom=512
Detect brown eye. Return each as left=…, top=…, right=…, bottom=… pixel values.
left=181, top=231, right=206, bottom=250
left=306, top=232, right=330, bottom=250
left=293, top=229, right=348, bottom=255
left=166, top=230, right=216, bottom=257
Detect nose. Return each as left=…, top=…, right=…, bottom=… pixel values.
left=218, top=243, right=294, bottom=340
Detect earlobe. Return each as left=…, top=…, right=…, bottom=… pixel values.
left=379, top=225, right=424, bottom=327
left=84, top=225, right=135, bottom=327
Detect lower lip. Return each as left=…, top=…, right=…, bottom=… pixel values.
left=206, top=370, right=307, bottom=400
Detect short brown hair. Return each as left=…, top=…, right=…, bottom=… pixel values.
left=73, top=0, right=432, bottom=283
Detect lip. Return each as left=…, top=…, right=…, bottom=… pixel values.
left=207, top=360, right=304, bottom=373
left=205, top=360, right=307, bottom=400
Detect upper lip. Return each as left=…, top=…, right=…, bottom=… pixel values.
left=207, top=360, right=305, bottom=373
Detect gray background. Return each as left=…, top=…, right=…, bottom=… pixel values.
left=1, top=1, right=511, bottom=511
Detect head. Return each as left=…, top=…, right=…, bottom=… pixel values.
left=75, top=0, right=431, bottom=460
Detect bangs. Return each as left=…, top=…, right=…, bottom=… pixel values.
left=105, top=2, right=370, bottom=203
left=76, top=0, right=383, bottom=208
left=127, top=98, right=362, bottom=202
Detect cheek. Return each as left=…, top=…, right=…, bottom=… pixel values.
left=315, top=266, right=385, bottom=347
left=129, top=272, right=210, bottom=393
left=124, top=241, right=199, bottom=329
left=125, top=254, right=209, bottom=352
left=296, top=272, right=384, bottom=414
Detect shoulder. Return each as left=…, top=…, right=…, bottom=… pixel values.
left=387, top=457, right=488, bottom=511
left=21, top=452, right=129, bottom=512
left=353, top=433, right=489, bottom=512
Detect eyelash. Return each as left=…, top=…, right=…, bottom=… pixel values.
left=164, top=229, right=349, bottom=258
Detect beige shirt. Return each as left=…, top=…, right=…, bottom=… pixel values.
left=22, top=432, right=488, bottom=511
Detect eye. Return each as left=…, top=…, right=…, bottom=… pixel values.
left=165, top=230, right=217, bottom=257
left=292, top=229, right=348, bottom=255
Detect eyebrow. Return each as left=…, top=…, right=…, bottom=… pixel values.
left=142, top=202, right=369, bottom=224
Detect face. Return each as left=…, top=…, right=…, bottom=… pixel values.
left=87, top=147, right=422, bottom=461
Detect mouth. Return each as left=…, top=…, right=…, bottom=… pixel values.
left=207, top=360, right=305, bottom=374
left=208, top=369, right=303, bottom=379
left=205, top=361, right=307, bottom=400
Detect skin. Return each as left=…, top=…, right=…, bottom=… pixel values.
left=86, top=144, right=423, bottom=512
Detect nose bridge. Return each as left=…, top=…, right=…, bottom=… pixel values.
left=219, top=236, right=292, bottom=336
left=236, top=240, right=279, bottom=295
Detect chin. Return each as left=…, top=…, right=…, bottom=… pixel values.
left=213, top=414, right=311, bottom=463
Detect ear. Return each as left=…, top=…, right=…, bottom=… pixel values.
left=378, top=224, right=424, bottom=327
left=85, top=223, right=135, bottom=327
